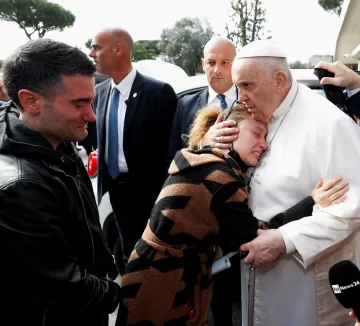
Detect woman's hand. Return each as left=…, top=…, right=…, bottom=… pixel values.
left=312, top=177, right=349, bottom=207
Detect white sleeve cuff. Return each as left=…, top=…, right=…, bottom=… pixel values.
left=347, top=87, right=360, bottom=97
left=279, top=227, right=296, bottom=254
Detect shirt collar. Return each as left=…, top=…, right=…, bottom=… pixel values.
left=111, top=68, right=136, bottom=95
left=272, top=80, right=299, bottom=118
left=208, top=84, right=237, bottom=103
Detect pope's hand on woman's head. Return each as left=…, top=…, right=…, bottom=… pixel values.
left=201, top=114, right=239, bottom=149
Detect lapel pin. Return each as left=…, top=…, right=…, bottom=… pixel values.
left=133, top=93, right=137, bottom=98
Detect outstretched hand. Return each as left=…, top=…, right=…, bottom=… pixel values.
left=314, top=61, right=360, bottom=90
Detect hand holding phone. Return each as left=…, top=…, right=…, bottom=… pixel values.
left=314, top=68, right=355, bottom=121
left=314, top=68, right=347, bottom=106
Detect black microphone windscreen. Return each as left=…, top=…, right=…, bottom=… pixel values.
left=329, top=260, right=360, bottom=318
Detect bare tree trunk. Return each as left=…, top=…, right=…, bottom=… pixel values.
left=18, top=24, right=33, bottom=39
left=240, top=1, right=248, bottom=46
left=251, top=0, right=259, bottom=42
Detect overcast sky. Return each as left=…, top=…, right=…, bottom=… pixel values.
left=0, top=0, right=340, bottom=63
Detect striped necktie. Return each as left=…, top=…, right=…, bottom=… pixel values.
left=217, top=94, right=227, bottom=110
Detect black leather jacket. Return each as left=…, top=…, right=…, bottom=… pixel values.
left=0, top=104, right=121, bottom=326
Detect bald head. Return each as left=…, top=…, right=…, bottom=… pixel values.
left=96, top=27, right=133, bottom=57
left=204, top=36, right=236, bottom=58
left=201, top=36, right=236, bottom=94
left=89, top=27, right=134, bottom=83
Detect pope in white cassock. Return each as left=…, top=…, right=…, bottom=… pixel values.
left=230, top=41, right=360, bottom=326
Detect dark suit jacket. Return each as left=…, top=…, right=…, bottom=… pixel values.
left=93, top=71, right=178, bottom=204
left=347, top=90, right=360, bottom=119
left=167, top=88, right=208, bottom=163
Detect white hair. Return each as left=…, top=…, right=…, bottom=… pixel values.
left=255, top=57, right=292, bottom=85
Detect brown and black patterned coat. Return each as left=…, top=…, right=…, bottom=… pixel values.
left=118, top=147, right=314, bottom=326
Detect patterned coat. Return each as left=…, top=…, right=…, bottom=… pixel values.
left=118, top=147, right=315, bottom=325
left=119, top=147, right=259, bottom=325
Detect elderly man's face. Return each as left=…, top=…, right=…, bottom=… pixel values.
left=0, top=77, right=10, bottom=102
left=232, top=58, right=280, bottom=121
left=202, top=42, right=236, bottom=94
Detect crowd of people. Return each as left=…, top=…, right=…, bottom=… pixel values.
left=1, top=27, right=360, bottom=326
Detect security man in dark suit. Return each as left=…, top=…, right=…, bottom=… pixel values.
left=167, top=36, right=238, bottom=163
left=89, top=27, right=177, bottom=273
left=167, top=36, right=238, bottom=326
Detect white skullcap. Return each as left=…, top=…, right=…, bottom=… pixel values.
left=236, top=40, right=287, bottom=59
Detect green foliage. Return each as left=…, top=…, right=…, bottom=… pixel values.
left=132, top=40, right=161, bottom=62
left=289, top=60, right=312, bottom=69
left=85, top=38, right=92, bottom=50
left=318, top=0, right=344, bottom=15
left=159, top=17, right=214, bottom=76
left=226, top=0, right=271, bottom=48
left=85, top=37, right=161, bottom=61
left=0, top=0, right=75, bottom=39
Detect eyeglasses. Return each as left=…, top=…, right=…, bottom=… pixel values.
left=223, top=100, right=242, bottom=121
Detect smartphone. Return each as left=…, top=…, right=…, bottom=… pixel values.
left=314, top=68, right=348, bottom=107
left=313, top=68, right=356, bottom=122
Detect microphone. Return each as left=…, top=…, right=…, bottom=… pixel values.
left=329, top=260, right=360, bottom=319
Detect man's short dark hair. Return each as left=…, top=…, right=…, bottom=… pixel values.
left=2, top=38, right=96, bottom=109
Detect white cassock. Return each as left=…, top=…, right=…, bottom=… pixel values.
left=241, top=80, right=360, bottom=326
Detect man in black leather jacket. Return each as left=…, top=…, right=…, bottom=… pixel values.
left=0, top=39, right=122, bottom=326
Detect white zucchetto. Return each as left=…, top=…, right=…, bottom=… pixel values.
left=236, top=40, right=287, bottom=59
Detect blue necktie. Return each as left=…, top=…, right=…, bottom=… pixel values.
left=217, top=94, right=227, bottom=110
left=107, top=87, right=120, bottom=179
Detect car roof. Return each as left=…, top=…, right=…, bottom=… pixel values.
left=291, top=69, right=322, bottom=90
left=94, top=60, right=323, bottom=95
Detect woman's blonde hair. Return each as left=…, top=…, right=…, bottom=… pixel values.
left=184, top=102, right=250, bottom=149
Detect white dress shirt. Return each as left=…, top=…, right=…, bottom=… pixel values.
left=207, top=84, right=237, bottom=109
left=105, top=68, right=137, bottom=173
left=347, top=87, right=360, bottom=97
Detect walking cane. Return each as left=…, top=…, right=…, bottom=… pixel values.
left=247, top=262, right=256, bottom=326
